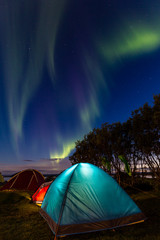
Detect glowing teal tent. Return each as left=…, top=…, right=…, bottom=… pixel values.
left=40, top=163, right=145, bottom=239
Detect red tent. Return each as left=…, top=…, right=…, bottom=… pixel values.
left=32, top=181, right=52, bottom=205
left=0, top=169, right=45, bottom=192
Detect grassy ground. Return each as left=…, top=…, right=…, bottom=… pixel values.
left=0, top=188, right=160, bottom=240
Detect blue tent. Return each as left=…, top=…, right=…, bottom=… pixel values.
left=40, top=163, right=145, bottom=238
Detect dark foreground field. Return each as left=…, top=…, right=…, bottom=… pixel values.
left=0, top=187, right=160, bottom=240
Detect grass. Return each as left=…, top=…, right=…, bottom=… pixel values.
left=0, top=187, right=160, bottom=240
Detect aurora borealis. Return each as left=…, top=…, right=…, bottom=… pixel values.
left=0, top=0, right=160, bottom=172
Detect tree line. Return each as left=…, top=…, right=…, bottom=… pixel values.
left=69, top=95, right=160, bottom=185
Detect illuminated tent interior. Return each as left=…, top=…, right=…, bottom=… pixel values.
left=0, top=169, right=44, bottom=192
left=40, top=163, right=146, bottom=239
left=32, top=181, right=52, bottom=206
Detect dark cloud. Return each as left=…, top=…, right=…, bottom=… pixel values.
left=23, top=159, right=34, bottom=162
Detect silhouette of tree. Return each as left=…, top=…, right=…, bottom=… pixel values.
left=69, top=94, right=160, bottom=185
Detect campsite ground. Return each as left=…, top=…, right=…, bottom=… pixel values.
left=0, top=185, right=160, bottom=240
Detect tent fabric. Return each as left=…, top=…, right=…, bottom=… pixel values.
left=32, top=181, right=52, bottom=205
left=0, top=169, right=44, bottom=191
left=40, top=163, right=146, bottom=238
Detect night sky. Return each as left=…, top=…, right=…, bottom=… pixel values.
left=0, top=0, right=160, bottom=173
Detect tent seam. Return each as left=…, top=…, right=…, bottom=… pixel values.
left=33, top=170, right=38, bottom=183
left=9, top=174, right=19, bottom=189
left=27, top=174, right=34, bottom=189
left=54, top=163, right=79, bottom=239
left=34, top=169, right=45, bottom=180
